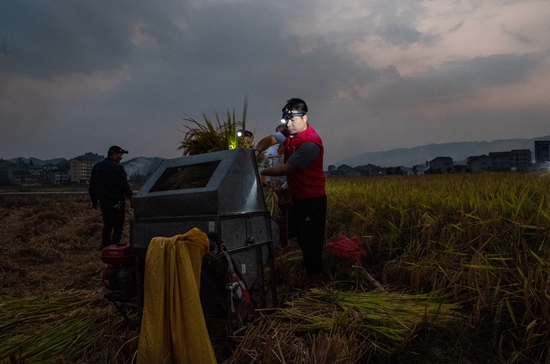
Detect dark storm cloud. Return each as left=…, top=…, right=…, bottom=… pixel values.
left=442, top=53, right=543, bottom=88
left=175, top=3, right=284, bottom=67
left=90, top=0, right=382, bottom=117
left=359, top=52, right=545, bottom=111
left=0, top=0, right=187, bottom=76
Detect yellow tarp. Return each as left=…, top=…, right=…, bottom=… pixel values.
left=137, top=228, right=217, bottom=364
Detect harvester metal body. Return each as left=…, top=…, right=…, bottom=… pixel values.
left=101, top=148, right=278, bottom=328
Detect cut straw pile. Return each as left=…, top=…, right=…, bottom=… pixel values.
left=229, top=288, right=461, bottom=363
left=0, top=293, right=125, bottom=363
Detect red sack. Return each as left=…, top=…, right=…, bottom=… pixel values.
left=326, top=235, right=367, bottom=264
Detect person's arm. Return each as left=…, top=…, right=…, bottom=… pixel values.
left=261, top=162, right=296, bottom=176
left=262, top=142, right=320, bottom=176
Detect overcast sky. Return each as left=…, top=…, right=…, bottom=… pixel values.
left=1, top=0, right=549, bottom=167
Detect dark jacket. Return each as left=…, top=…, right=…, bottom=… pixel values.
left=88, top=158, right=133, bottom=203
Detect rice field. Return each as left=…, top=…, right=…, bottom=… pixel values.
left=332, top=172, right=550, bottom=363
left=234, top=172, right=550, bottom=364
left=1, top=171, right=549, bottom=363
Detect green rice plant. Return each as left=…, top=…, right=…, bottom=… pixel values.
left=178, top=98, right=251, bottom=155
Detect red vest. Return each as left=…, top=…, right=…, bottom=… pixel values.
left=284, top=124, right=326, bottom=199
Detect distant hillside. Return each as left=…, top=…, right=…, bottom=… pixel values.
left=5, top=155, right=165, bottom=177
left=75, top=152, right=104, bottom=162
left=8, top=157, right=67, bottom=166
left=335, top=136, right=550, bottom=168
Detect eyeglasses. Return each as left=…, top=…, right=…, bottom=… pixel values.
left=281, top=110, right=306, bottom=123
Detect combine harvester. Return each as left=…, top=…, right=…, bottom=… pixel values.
left=100, top=148, right=279, bottom=362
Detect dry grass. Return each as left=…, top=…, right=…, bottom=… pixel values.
left=0, top=201, right=120, bottom=296
left=0, top=200, right=140, bottom=363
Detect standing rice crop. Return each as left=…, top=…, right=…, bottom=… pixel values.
left=325, top=172, right=550, bottom=362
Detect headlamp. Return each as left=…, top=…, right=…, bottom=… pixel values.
left=281, top=109, right=306, bottom=123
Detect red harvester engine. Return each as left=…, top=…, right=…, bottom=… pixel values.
left=101, top=243, right=137, bottom=301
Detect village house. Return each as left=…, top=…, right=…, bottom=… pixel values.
left=467, top=155, right=492, bottom=172
left=428, top=157, right=453, bottom=173
left=69, top=157, right=96, bottom=184
left=488, top=149, right=531, bottom=171
left=45, top=169, right=70, bottom=185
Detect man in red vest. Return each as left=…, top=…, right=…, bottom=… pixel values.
left=254, top=98, right=326, bottom=286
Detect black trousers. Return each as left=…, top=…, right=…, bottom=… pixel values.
left=99, top=199, right=126, bottom=248
left=292, top=194, right=327, bottom=275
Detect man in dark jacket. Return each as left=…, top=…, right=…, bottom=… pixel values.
left=89, top=145, right=133, bottom=248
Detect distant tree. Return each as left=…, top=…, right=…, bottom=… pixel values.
left=75, top=152, right=103, bottom=162
left=0, top=168, right=10, bottom=185
left=56, top=160, right=70, bottom=170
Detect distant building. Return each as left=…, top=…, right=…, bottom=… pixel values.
left=354, top=164, right=384, bottom=176
left=328, top=163, right=386, bottom=177
left=428, top=157, right=453, bottom=173
left=411, top=164, right=428, bottom=175
left=69, top=158, right=96, bottom=184
left=0, top=159, right=11, bottom=185
left=488, top=149, right=531, bottom=171
left=42, top=163, right=59, bottom=172
left=534, top=141, right=550, bottom=164
left=45, top=169, right=69, bottom=185
left=467, top=155, right=492, bottom=172
left=11, top=170, right=42, bottom=186
left=27, top=161, right=44, bottom=184
left=336, top=164, right=354, bottom=173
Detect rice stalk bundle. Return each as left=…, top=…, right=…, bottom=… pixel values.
left=263, top=187, right=280, bottom=219
left=0, top=294, right=94, bottom=332
left=0, top=294, right=125, bottom=363
left=178, top=100, right=251, bottom=155
left=270, top=288, right=461, bottom=347
left=231, top=289, right=461, bottom=363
